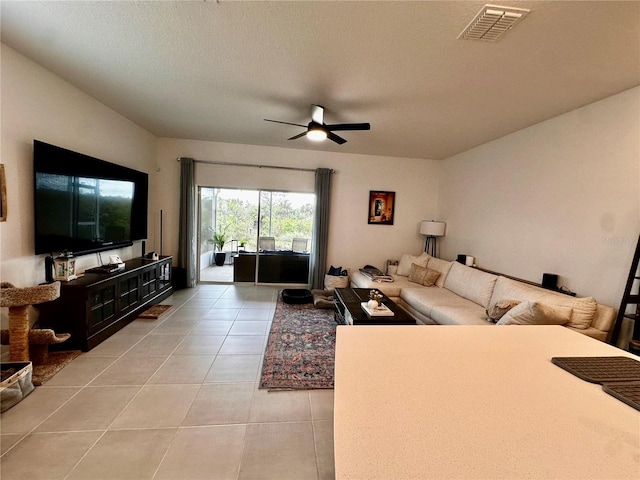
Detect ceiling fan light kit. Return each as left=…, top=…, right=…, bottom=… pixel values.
left=307, top=128, right=327, bottom=142
left=264, top=104, right=370, bottom=145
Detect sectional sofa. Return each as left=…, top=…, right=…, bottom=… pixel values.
left=350, top=253, right=616, bottom=341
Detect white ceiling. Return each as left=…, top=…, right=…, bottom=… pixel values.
left=1, top=1, right=639, bottom=160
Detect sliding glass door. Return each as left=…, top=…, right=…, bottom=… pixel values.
left=198, top=187, right=314, bottom=284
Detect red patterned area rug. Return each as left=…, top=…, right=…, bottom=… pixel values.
left=260, top=293, right=336, bottom=390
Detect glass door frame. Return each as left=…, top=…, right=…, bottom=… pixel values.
left=197, top=186, right=314, bottom=286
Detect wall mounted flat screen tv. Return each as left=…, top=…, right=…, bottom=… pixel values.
left=33, top=140, right=148, bottom=256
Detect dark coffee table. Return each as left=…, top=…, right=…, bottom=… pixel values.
left=334, top=288, right=416, bottom=325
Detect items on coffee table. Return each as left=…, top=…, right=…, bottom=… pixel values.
left=334, top=288, right=414, bottom=325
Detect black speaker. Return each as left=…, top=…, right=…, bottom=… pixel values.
left=141, top=240, right=146, bottom=258
left=541, top=273, right=558, bottom=290
left=172, top=267, right=187, bottom=290
left=44, top=255, right=54, bottom=283
left=456, top=254, right=467, bottom=264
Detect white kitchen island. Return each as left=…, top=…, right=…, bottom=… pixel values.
left=334, top=325, right=640, bottom=479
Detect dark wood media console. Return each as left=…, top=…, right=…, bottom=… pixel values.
left=38, top=256, right=173, bottom=351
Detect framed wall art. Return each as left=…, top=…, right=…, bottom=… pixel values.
left=368, top=190, right=395, bottom=225
left=0, top=164, right=6, bottom=222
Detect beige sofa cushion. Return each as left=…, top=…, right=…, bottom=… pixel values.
left=591, top=305, right=617, bottom=333
left=489, top=276, right=598, bottom=330
left=429, top=303, right=492, bottom=326
left=496, top=301, right=571, bottom=326
left=569, top=297, right=598, bottom=329
left=400, top=286, right=463, bottom=319
left=425, top=257, right=454, bottom=288
left=444, top=262, right=498, bottom=309
left=397, top=253, right=430, bottom=276
left=400, top=284, right=491, bottom=325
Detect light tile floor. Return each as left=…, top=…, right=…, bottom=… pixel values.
left=0, top=285, right=335, bottom=480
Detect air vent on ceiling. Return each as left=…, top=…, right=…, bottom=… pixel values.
left=458, top=4, right=530, bottom=42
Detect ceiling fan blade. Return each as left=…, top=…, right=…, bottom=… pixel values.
left=288, top=131, right=308, bottom=141
left=311, top=104, right=324, bottom=124
left=264, top=119, right=307, bottom=128
left=327, top=132, right=347, bottom=145
left=324, top=123, right=371, bottom=131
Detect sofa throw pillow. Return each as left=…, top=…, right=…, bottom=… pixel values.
left=397, top=254, right=428, bottom=276
left=422, top=268, right=440, bottom=287
left=396, top=254, right=415, bottom=277
left=486, top=300, right=521, bottom=323
left=567, top=296, right=597, bottom=329
left=407, top=263, right=440, bottom=287
left=408, top=263, right=426, bottom=284
left=496, top=301, right=571, bottom=326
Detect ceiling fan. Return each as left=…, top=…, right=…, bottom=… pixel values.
left=264, top=104, right=370, bottom=145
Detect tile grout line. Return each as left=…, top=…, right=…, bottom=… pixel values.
left=307, top=390, right=323, bottom=480
left=232, top=293, right=276, bottom=480
left=60, top=287, right=210, bottom=479
left=2, top=285, right=316, bottom=479
left=62, top=286, right=224, bottom=480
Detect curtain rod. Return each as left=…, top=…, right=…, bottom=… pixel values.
left=177, top=157, right=333, bottom=173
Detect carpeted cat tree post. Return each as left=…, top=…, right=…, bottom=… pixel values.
left=0, top=282, right=68, bottom=363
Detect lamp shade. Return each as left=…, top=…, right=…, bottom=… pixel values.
left=419, top=220, right=446, bottom=237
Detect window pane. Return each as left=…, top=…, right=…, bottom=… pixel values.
left=259, top=191, right=314, bottom=252
left=198, top=187, right=313, bottom=284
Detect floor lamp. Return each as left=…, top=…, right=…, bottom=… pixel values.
left=420, top=221, right=446, bottom=257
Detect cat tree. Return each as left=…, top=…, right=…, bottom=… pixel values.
left=0, top=282, right=70, bottom=364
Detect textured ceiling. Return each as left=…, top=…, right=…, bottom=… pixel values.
left=1, top=1, right=639, bottom=160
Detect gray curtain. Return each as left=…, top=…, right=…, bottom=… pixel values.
left=310, top=168, right=332, bottom=289
left=178, top=157, right=197, bottom=287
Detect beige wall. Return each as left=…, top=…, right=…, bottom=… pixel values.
left=0, top=44, right=157, bottom=288
left=156, top=138, right=441, bottom=274
left=0, top=40, right=440, bottom=292
left=438, top=86, right=640, bottom=308
left=3, top=38, right=637, bottom=321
